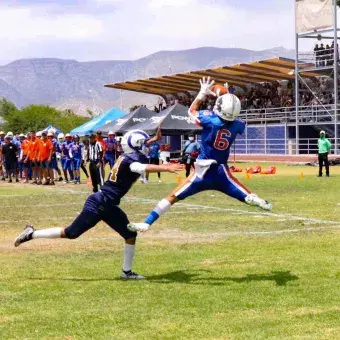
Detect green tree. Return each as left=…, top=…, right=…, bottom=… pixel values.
left=0, top=98, right=18, bottom=117
left=3, top=104, right=89, bottom=133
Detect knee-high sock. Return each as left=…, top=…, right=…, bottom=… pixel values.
left=123, top=244, right=135, bottom=272
left=144, top=199, right=171, bottom=226
left=32, top=227, right=63, bottom=239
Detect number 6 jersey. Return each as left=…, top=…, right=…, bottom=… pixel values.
left=195, top=110, right=245, bottom=164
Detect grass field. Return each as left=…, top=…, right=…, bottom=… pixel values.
left=1, top=163, right=340, bottom=339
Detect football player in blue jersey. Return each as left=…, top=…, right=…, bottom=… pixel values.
left=14, top=128, right=183, bottom=280
left=61, top=133, right=74, bottom=183
left=70, top=134, right=84, bottom=184
left=128, top=77, right=272, bottom=233
left=104, top=131, right=117, bottom=169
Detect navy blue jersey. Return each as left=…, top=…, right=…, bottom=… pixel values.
left=101, top=152, right=148, bottom=203
left=196, top=110, right=245, bottom=164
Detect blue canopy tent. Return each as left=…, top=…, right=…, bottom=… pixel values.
left=39, top=125, right=63, bottom=135
left=70, top=108, right=126, bottom=136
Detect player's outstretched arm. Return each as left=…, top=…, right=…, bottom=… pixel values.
left=146, top=125, right=162, bottom=145
left=189, top=77, right=216, bottom=118
left=146, top=163, right=183, bottom=174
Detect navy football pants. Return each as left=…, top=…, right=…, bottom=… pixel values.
left=64, top=192, right=137, bottom=240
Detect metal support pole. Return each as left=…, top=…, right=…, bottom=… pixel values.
left=294, top=0, right=300, bottom=155
left=120, top=90, right=123, bottom=111
left=284, top=124, right=287, bottom=154
left=245, top=125, right=248, bottom=154
left=334, top=0, right=338, bottom=154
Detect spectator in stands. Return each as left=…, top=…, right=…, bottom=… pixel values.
left=319, top=44, right=326, bottom=66
left=317, top=130, right=332, bottom=177
left=314, top=44, right=320, bottom=67
left=181, top=134, right=200, bottom=177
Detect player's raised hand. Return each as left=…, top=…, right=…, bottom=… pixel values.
left=146, top=125, right=162, bottom=144
left=155, top=124, right=162, bottom=141
left=198, top=77, right=216, bottom=100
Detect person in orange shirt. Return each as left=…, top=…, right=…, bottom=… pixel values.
left=38, top=131, right=54, bottom=185
left=26, top=130, right=41, bottom=184
left=96, top=131, right=106, bottom=177
left=19, top=134, right=30, bottom=183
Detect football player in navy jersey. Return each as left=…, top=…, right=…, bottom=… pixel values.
left=14, top=128, right=183, bottom=280
left=128, top=77, right=272, bottom=233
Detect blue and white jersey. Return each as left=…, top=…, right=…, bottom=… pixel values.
left=62, top=141, right=73, bottom=159
left=70, top=142, right=84, bottom=159
left=105, top=138, right=116, bottom=156
left=195, top=110, right=245, bottom=164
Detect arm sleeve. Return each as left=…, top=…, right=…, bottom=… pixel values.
left=327, top=139, right=332, bottom=150
left=130, top=162, right=147, bottom=175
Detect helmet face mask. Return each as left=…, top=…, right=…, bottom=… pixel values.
left=213, top=93, right=241, bottom=121
left=57, top=133, right=65, bottom=142
left=121, top=130, right=150, bottom=155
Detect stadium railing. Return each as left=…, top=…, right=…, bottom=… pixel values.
left=239, top=104, right=337, bottom=125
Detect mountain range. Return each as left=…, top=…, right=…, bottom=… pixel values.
left=0, top=47, right=294, bottom=116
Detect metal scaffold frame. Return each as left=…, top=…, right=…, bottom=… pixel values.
left=295, top=0, right=339, bottom=154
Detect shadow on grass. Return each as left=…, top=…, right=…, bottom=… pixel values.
left=147, top=270, right=298, bottom=286
left=28, top=270, right=298, bottom=287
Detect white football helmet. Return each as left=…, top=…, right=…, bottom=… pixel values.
left=213, top=93, right=241, bottom=121
left=58, top=133, right=65, bottom=142
left=121, top=130, right=150, bottom=155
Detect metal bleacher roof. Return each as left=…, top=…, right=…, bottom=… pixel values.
left=104, top=57, right=320, bottom=96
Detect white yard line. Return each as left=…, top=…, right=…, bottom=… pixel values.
left=125, top=196, right=340, bottom=225
left=85, top=225, right=340, bottom=241
left=2, top=188, right=339, bottom=226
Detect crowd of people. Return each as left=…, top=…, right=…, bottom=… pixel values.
left=314, top=42, right=338, bottom=67
left=0, top=130, right=124, bottom=187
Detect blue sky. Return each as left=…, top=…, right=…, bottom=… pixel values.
left=0, top=0, right=297, bottom=64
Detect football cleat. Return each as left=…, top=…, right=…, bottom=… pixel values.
left=245, top=194, right=272, bottom=211
left=127, top=222, right=150, bottom=232
left=14, top=225, right=35, bottom=247
left=121, top=270, right=146, bottom=280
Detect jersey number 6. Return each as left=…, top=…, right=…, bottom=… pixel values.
left=213, top=129, right=231, bottom=151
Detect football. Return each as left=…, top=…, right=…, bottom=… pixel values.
left=211, top=84, right=228, bottom=97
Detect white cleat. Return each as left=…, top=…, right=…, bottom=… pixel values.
left=245, top=194, right=272, bottom=211
left=127, top=222, right=150, bottom=232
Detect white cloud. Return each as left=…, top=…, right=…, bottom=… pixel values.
left=0, top=0, right=300, bottom=64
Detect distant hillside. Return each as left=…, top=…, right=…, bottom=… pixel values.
left=0, top=47, right=294, bottom=115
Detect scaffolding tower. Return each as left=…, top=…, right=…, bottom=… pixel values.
left=295, top=0, right=339, bottom=154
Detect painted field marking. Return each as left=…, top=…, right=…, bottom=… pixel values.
left=125, top=196, right=340, bottom=225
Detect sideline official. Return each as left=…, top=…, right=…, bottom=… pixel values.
left=88, top=133, right=104, bottom=192
left=182, top=134, right=200, bottom=177
left=317, top=130, right=332, bottom=177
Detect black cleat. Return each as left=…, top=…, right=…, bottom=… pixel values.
left=121, top=270, right=146, bottom=280
left=14, top=225, right=35, bottom=247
